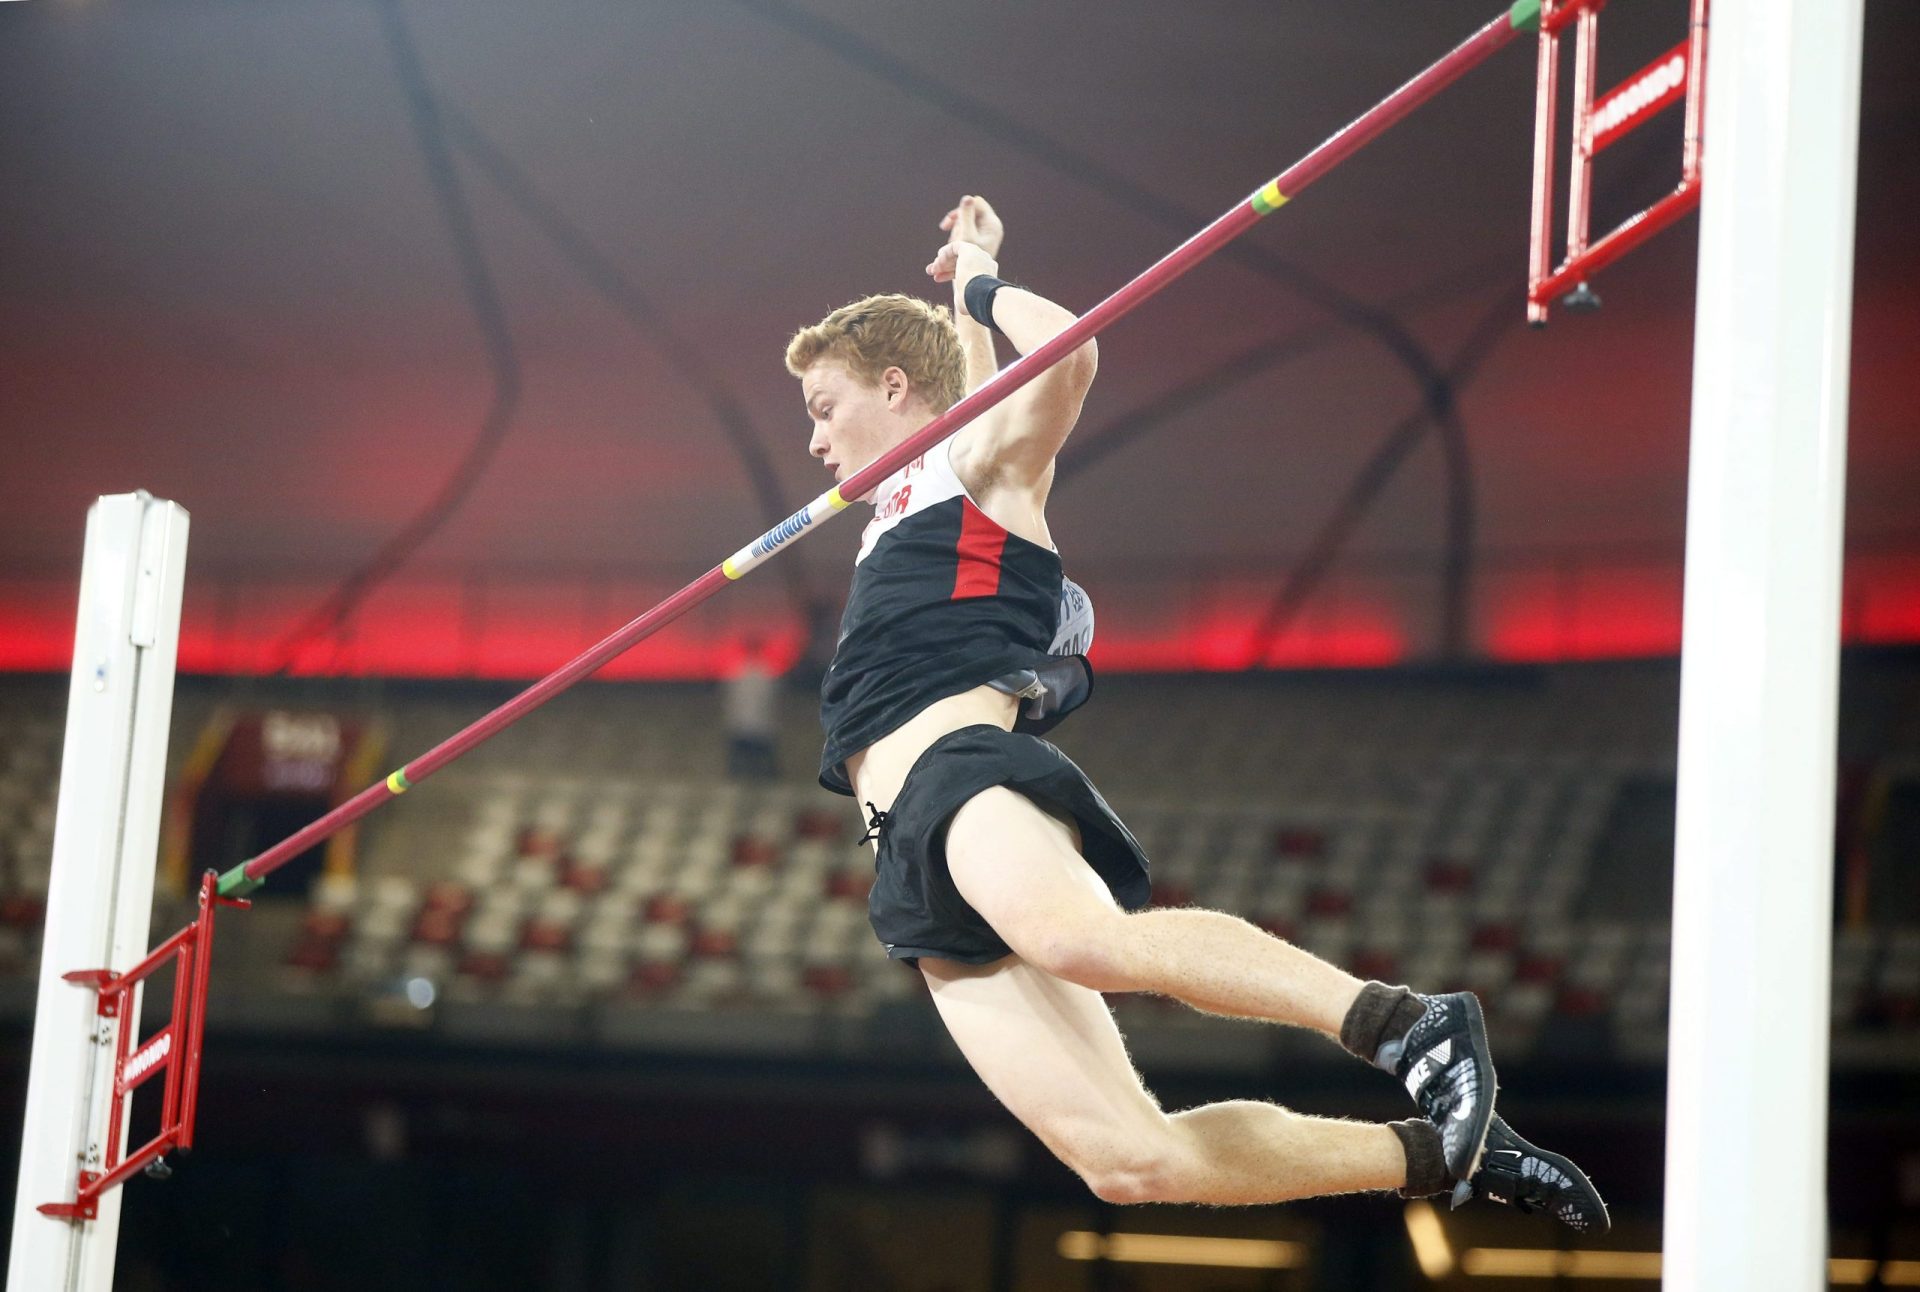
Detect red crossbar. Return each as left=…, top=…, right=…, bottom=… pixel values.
left=214, top=2, right=1539, bottom=900
left=38, top=872, right=247, bottom=1221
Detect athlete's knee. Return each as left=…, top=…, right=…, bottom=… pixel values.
left=1047, top=1119, right=1181, bottom=1205
left=1070, top=1130, right=1195, bottom=1206
left=1082, top=1160, right=1187, bottom=1206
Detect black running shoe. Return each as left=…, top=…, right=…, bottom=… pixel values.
left=1451, top=1114, right=1612, bottom=1233
left=1380, top=992, right=1496, bottom=1181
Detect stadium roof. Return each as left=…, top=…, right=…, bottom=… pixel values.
left=2, top=0, right=1914, bottom=676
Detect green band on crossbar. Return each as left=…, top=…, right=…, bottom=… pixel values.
left=216, top=867, right=263, bottom=898
left=1508, top=0, right=1542, bottom=32
left=1249, top=180, right=1289, bottom=217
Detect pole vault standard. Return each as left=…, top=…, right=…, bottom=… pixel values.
left=1665, top=0, right=1861, bottom=1285
left=217, top=0, right=1542, bottom=898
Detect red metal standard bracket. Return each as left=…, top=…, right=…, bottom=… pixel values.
left=1527, top=0, right=1709, bottom=324
left=37, top=871, right=248, bottom=1221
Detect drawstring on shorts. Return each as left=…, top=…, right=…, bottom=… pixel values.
left=857, top=801, right=890, bottom=847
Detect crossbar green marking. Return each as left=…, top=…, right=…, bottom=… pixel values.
left=215, top=868, right=263, bottom=898
left=1509, top=0, right=1542, bottom=32
left=386, top=768, right=413, bottom=795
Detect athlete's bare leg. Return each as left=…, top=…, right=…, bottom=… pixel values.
left=920, top=954, right=1407, bottom=1204
left=943, top=787, right=1366, bottom=1036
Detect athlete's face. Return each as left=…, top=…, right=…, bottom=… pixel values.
left=802, top=360, right=917, bottom=494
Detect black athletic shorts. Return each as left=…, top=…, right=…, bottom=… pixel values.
left=865, top=724, right=1153, bottom=965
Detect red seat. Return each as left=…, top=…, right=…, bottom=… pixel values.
left=284, top=938, right=339, bottom=973
left=794, top=809, right=844, bottom=841
left=302, top=909, right=352, bottom=943
left=410, top=907, right=465, bottom=946
left=1515, top=951, right=1565, bottom=983
left=521, top=919, right=572, bottom=953
left=643, top=894, right=691, bottom=925
left=826, top=869, right=872, bottom=901
left=1305, top=887, right=1353, bottom=918
left=561, top=861, right=609, bottom=894
left=1556, top=985, right=1609, bottom=1017
left=802, top=964, right=854, bottom=996
left=458, top=950, right=511, bottom=982
left=1471, top=922, right=1518, bottom=952
left=0, top=895, right=46, bottom=929
left=1352, top=949, right=1399, bottom=981
left=516, top=827, right=563, bottom=859
left=421, top=881, right=475, bottom=915
left=731, top=835, right=781, bottom=867
left=628, top=961, right=681, bottom=994
left=1273, top=828, right=1327, bottom=860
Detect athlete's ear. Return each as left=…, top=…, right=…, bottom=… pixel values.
left=880, top=366, right=910, bottom=406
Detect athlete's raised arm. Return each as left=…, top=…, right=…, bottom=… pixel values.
left=937, top=196, right=1003, bottom=396
left=927, top=199, right=1098, bottom=486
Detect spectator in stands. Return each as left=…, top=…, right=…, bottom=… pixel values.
left=723, top=636, right=781, bottom=781
left=784, top=195, right=1608, bottom=1227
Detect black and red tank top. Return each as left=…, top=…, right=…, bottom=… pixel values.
left=818, top=439, right=1093, bottom=795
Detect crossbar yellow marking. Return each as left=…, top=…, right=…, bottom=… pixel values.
left=1250, top=181, right=1290, bottom=216
left=386, top=769, right=412, bottom=795
left=827, top=487, right=849, bottom=511
left=723, top=557, right=743, bottom=579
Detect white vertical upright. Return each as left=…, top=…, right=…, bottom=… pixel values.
left=8, top=493, right=190, bottom=1292
left=1666, top=0, right=1864, bottom=1288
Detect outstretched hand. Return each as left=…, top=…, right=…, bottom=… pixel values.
left=927, top=239, right=998, bottom=286
left=939, top=194, right=1003, bottom=257
left=927, top=194, right=1003, bottom=284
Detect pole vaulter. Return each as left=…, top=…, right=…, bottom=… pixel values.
left=37, top=0, right=1551, bottom=1227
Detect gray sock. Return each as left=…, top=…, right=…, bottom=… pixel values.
left=1340, top=981, right=1427, bottom=1071
left=1390, top=1118, right=1451, bottom=1197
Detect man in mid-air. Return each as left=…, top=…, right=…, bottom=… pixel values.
left=785, top=194, right=1606, bottom=1226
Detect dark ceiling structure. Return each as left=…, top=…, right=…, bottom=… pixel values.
left=2, top=0, right=1915, bottom=678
